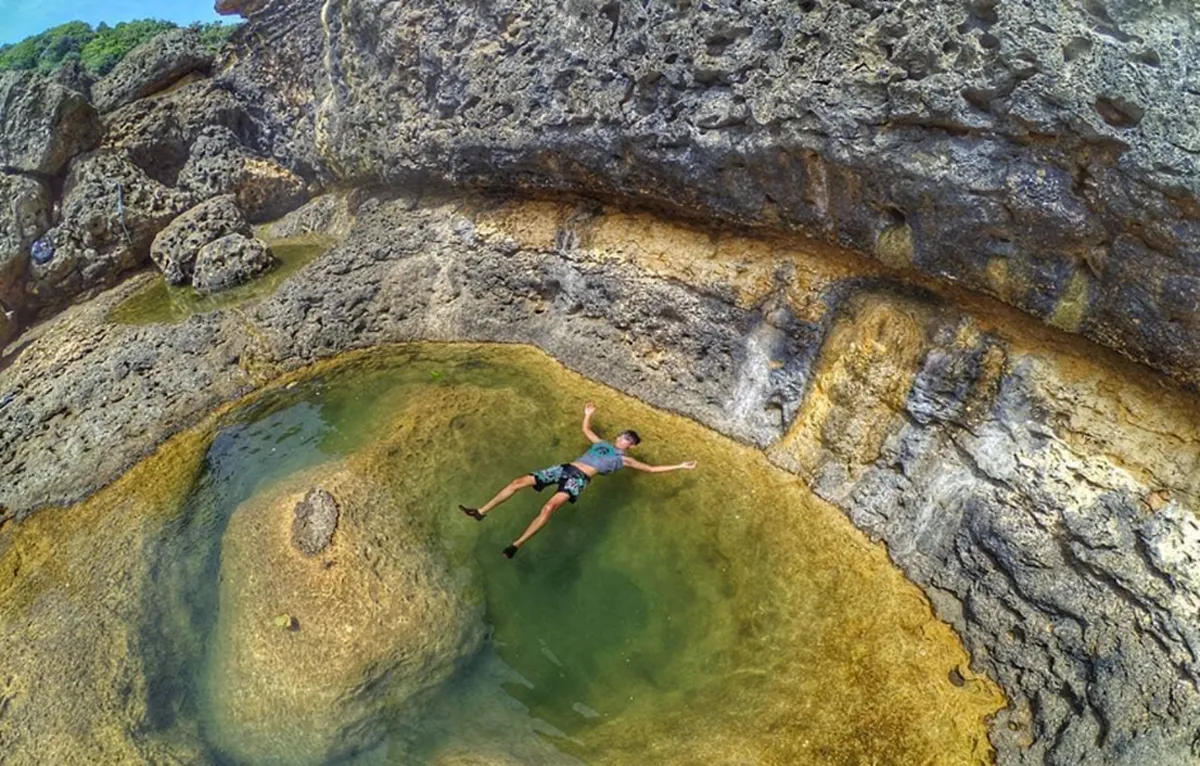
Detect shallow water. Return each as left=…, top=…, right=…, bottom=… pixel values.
left=0, top=344, right=1003, bottom=765
left=107, top=235, right=332, bottom=325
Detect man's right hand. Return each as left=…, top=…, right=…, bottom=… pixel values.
left=584, top=402, right=596, bottom=417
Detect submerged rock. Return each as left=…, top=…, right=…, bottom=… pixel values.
left=291, top=487, right=338, bottom=556
left=193, top=233, right=276, bottom=294
left=92, top=27, right=215, bottom=114
left=204, top=460, right=485, bottom=763
left=0, top=71, right=101, bottom=176
left=150, top=194, right=250, bottom=285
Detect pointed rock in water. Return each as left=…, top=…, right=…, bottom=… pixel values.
left=291, top=487, right=338, bottom=556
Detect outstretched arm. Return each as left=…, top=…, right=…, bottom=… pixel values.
left=582, top=402, right=601, bottom=443
left=623, top=457, right=698, bottom=473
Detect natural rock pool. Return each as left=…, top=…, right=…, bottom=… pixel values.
left=0, top=343, right=1003, bottom=764
left=106, top=234, right=333, bottom=325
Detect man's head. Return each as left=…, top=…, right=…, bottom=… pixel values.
left=615, top=430, right=641, bottom=450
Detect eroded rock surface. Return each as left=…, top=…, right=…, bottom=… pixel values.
left=92, top=27, right=214, bottom=114
left=220, top=0, right=1200, bottom=386
left=193, top=233, right=275, bottom=293
left=0, top=174, right=51, bottom=314
left=0, top=71, right=101, bottom=175
left=26, top=149, right=192, bottom=310
left=150, top=194, right=250, bottom=285
left=205, top=461, right=485, bottom=763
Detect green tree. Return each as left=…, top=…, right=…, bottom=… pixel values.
left=0, top=19, right=241, bottom=77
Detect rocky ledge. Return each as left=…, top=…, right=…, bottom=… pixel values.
left=219, top=0, right=1200, bottom=388
left=1, top=190, right=1197, bottom=765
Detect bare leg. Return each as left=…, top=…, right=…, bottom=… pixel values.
left=506, top=492, right=571, bottom=554
left=475, top=475, right=536, bottom=516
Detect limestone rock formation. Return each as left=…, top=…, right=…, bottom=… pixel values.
left=0, top=71, right=101, bottom=176
left=193, top=232, right=276, bottom=293
left=204, top=462, right=484, bottom=763
left=25, top=149, right=192, bottom=310
left=291, top=487, right=339, bottom=555
left=102, top=80, right=254, bottom=188
left=150, top=194, right=250, bottom=285
left=92, top=27, right=214, bottom=114
left=0, top=173, right=51, bottom=313
left=4, top=190, right=1200, bottom=765
left=221, top=0, right=1200, bottom=387
left=178, top=127, right=308, bottom=222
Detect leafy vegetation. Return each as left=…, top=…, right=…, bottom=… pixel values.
left=0, top=19, right=240, bottom=77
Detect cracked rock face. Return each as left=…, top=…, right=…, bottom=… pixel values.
left=150, top=194, right=251, bottom=285
left=193, top=232, right=276, bottom=293
left=223, top=0, right=1200, bottom=387
left=91, top=27, right=214, bottom=114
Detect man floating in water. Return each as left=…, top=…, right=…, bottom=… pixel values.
left=459, top=402, right=698, bottom=558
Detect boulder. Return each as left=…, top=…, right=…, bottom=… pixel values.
left=150, top=195, right=250, bottom=285
left=24, top=150, right=191, bottom=310
left=291, top=488, right=339, bottom=555
left=192, top=233, right=276, bottom=293
left=0, top=71, right=101, bottom=175
left=51, top=59, right=96, bottom=101
left=92, top=27, right=215, bottom=113
left=102, top=81, right=251, bottom=187
left=0, top=173, right=52, bottom=312
left=203, top=461, right=484, bottom=763
left=176, top=126, right=248, bottom=199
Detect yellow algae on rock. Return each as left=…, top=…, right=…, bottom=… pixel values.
left=0, top=423, right=215, bottom=765
left=771, top=294, right=931, bottom=480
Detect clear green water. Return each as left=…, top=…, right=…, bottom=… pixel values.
left=107, top=235, right=332, bottom=325
left=0, top=344, right=1003, bottom=765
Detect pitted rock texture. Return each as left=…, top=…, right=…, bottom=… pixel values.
left=193, top=233, right=276, bottom=293
left=102, top=80, right=258, bottom=188
left=220, top=0, right=1200, bottom=387
left=150, top=194, right=251, bottom=285
left=25, top=149, right=192, bottom=312
left=2, top=191, right=1197, bottom=765
left=0, top=71, right=101, bottom=176
left=0, top=174, right=51, bottom=312
left=92, top=27, right=214, bottom=114
left=291, top=487, right=339, bottom=555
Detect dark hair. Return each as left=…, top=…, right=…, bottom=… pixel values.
left=618, top=429, right=641, bottom=445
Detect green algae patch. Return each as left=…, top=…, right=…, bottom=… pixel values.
left=107, top=234, right=332, bottom=325
left=0, top=343, right=1005, bottom=764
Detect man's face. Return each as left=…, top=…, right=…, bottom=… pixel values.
left=615, top=434, right=638, bottom=450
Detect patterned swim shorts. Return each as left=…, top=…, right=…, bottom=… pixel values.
left=530, top=463, right=590, bottom=502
